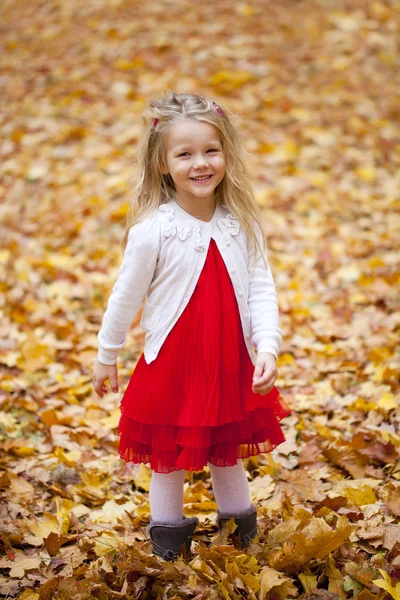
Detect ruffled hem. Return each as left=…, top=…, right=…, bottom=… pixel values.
left=117, top=392, right=292, bottom=473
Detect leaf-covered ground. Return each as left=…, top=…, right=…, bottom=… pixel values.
left=0, top=0, right=399, bottom=598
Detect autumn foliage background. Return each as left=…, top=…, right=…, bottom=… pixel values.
left=0, top=0, right=399, bottom=598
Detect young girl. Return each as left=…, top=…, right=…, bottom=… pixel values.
left=92, top=91, right=291, bottom=561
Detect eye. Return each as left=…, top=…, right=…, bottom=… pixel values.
left=207, top=149, right=218, bottom=153
left=178, top=152, right=189, bottom=157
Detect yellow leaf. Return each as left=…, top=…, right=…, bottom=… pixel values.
left=0, top=412, right=17, bottom=432
left=0, top=552, right=41, bottom=578
left=27, top=513, right=61, bottom=538
left=210, top=70, right=254, bottom=91
left=9, top=473, right=35, bottom=502
left=68, top=382, right=93, bottom=398
left=44, top=253, right=79, bottom=271
left=18, top=592, right=40, bottom=600
left=283, top=140, right=299, bottom=158
left=368, top=347, right=393, bottom=362
left=314, top=422, right=337, bottom=441
left=255, top=189, right=273, bottom=206
left=267, top=519, right=302, bottom=549
left=12, top=445, right=35, bottom=457
left=187, top=572, right=198, bottom=591
left=269, top=516, right=354, bottom=571
left=258, top=142, right=275, bottom=154
left=310, top=172, right=328, bottom=187
left=40, top=409, right=60, bottom=427
left=250, top=474, right=275, bottom=502
left=259, top=565, right=297, bottom=599
left=94, top=530, right=125, bottom=556
left=236, top=4, right=254, bottom=16
left=333, top=57, right=351, bottom=71
left=325, top=554, right=345, bottom=596
left=11, top=128, right=24, bottom=141
left=54, top=498, right=74, bottom=534
left=342, top=485, right=377, bottom=507
left=0, top=250, right=11, bottom=264
left=80, top=471, right=111, bottom=490
left=1, top=351, right=19, bottom=367
left=90, top=499, right=137, bottom=524
left=100, top=407, right=121, bottom=429
left=305, top=515, right=354, bottom=559
left=212, top=516, right=241, bottom=546
left=372, top=569, right=400, bottom=600
left=134, top=463, right=151, bottom=492
left=89, top=195, right=107, bottom=207
left=355, top=166, right=376, bottom=182
left=111, top=201, right=130, bottom=218
left=54, top=447, right=82, bottom=466
left=185, top=500, right=218, bottom=513
left=372, top=364, right=398, bottom=386
left=358, top=273, right=374, bottom=286
left=350, top=292, right=369, bottom=304
left=277, top=353, right=295, bottom=366
left=298, top=571, right=318, bottom=594
left=378, top=392, right=397, bottom=412
left=368, top=257, right=385, bottom=268
left=17, top=332, right=55, bottom=372
left=350, top=397, right=376, bottom=412
left=290, top=108, right=312, bottom=121
left=114, top=58, right=144, bottom=69
left=136, top=501, right=150, bottom=516
left=379, top=51, right=396, bottom=65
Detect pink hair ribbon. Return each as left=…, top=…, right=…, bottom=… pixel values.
left=213, top=102, right=223, bottom=116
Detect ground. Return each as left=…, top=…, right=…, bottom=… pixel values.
left=0, top=0, right=399, bottom=598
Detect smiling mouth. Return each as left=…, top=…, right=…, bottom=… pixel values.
left=191, top=175, right=213, bottom=181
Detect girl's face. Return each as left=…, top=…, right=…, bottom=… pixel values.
left=162, top=119, right=226, bottom=206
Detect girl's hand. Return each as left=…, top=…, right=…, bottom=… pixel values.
left=92, top=360, right=119, bottom=397
left=252, top=352, right=278, bottom=395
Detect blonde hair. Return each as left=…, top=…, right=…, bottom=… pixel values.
left=123, top=90, right=268, bottom=268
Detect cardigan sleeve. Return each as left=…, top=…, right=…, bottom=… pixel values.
left=247, top=221, right=282, bottom=359
left=97, top=216, right=161, bottom=365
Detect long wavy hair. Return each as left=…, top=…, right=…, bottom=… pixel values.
left=122, top=90, right=268, bottom=268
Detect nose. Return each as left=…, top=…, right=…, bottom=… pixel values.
left=193, top=157, right=209, bottom=168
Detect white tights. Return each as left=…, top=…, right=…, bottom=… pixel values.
left=149, top=459, right=251, bottom=523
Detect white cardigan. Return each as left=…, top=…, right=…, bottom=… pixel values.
left=97, top=199, right=282, bottom=366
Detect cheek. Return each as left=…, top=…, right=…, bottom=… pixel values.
left=214, top=156, right=226, bottom=173
left=213, top=153, right=225, bottom=165
left=171, top=162, right=188, bottom=177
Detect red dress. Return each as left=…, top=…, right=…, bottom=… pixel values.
left=118, top=238, right=291, bottom=473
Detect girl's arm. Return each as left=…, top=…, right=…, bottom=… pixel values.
left=97, top=217, right=160, bottom=365
left=247, top=222, right=282, bottom=360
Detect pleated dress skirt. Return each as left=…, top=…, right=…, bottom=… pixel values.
left=118, top=238, right=292, bottom=474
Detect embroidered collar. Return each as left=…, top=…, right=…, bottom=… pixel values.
left=158, top=199, right=240, bottom=251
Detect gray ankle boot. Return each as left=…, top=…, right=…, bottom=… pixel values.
left=216, top=504, right=258, bottom=549
left=147, top=516, right=199, bottom=561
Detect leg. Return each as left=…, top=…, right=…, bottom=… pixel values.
left=208, top=459, right=257, bottom=549
left=147, top=468, right=199, bottom=560
left=149, top=468, right=186, bottom=523
left=208, top=459, right=251, bottom=514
